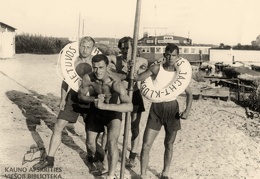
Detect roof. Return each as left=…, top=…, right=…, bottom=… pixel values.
left=138, top=43, right=213, bottom=47
left=139, top=35, right=188, bottom=41
left=138, top=34, right=214, bottom=47
left=0, top=22, right=16, bottom=30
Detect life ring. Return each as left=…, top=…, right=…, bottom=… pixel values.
left=140, top=57, right=192, bottom=103
left=56, top=41, right=102, bottom=92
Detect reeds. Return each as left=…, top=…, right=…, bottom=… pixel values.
left=15, top=33, right=70, bottom=54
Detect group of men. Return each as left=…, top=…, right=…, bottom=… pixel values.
left=33, top=36, right=193, bottom=179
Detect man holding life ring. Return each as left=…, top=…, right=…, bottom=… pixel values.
left=134, top=43, right=193, bottom=179
left=78, top=54, right=133, bottom=179
left=33, top=36, right=96, bottom=170
left=107, top=36, right=148, bottom=168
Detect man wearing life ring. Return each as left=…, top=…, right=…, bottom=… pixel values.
left=107, top=36, right=148, bottom=168
left=78, top=54, right=133, bottom=179
left=33, top=36, right=96, bottom=170
left=134, top=43, right=193, bottom=179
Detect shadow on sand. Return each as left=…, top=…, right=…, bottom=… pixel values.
left=6, top=90, right=159, bottom=178
left=6, top=90, right=89, bottom=168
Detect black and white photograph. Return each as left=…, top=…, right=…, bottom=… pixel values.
left=0, top=0, right=260, bottom=178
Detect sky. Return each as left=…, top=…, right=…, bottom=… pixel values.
left=1, top=0, right=260, bottom=46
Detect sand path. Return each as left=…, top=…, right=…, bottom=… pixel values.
left=0, top=54, right=259, bottom=179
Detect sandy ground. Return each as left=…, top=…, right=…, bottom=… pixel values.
left=0, top=54, right=260, bottom=179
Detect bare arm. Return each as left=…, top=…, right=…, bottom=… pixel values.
left=115, top=73, right=128, bottom=80
left=78, top=75, right=96, bottom=103
left=60, top=81, right=68, bottom=100
left=94, top=81, right=133, bottom=112
left=134, top=64, right=159, bottom=81
left=59, top=81, right=69, bottom=110
left=180, top=85, right=193, bottom=119
left=107, top=55, right=128, bottom=80
left=108, top=71, right=125, bottom=81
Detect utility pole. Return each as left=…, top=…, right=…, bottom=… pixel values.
left=82, top=19, right=85, bottom=37
left=78, top=13, right=81, bottom=41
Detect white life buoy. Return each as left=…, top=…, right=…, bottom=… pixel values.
left=56, top=41, right=102, bottom=92
left=140, top=57, right=192, bottom=103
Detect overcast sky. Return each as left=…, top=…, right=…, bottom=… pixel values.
left=1, top=0, right=259, bottom=45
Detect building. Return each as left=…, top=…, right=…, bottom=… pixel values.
left=209, top=48, right=260, bottom=65
left=137, top=34, right=213, bottom=65
left=94, top=37, right=118, bottom=48
left=0, top=22, right=16, bottom=59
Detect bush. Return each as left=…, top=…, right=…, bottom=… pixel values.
left=239, top=79, right=260, bottom=111
left=16, top=33, right=70, bottom=54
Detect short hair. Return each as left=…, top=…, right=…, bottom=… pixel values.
left=92, top=54, right=109, bottom=65
left=165, top=43, right=179, bottom=54
left=80, top=36, right=95, bottom=46
left=118, top=36, right=132, bottom=49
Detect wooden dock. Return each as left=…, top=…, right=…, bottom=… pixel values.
left=191, top=86, right=230, bottom=101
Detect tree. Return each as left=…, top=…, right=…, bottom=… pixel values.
left=251, top=41, right=256, bottom=46
left=219, top=43, right=224, bottom=48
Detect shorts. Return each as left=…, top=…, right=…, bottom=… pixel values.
left=132, top=89, right=145, bottom=113
left=57, top=90, right=90, bottom=123
left=146, top=100, right=181, bottom=132
left=86, top=104, right=122, bottom=133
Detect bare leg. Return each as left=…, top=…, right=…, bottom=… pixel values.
left=106, top=119, right=121, bottom=178
left=101, top=127, right=108, bottom=150
left=130, top=112, right=141, bottom=154
left=32, top=119, right=68, bottom=169
left=140, top=127, right=160, bottom=177
left=99, top=127, right=108, bottom=171
left=48, top=119, right=69, bottom=156
left=162, top=130, right=178, bottom=177
left=86, top=130, right=99, bottom=159
left=126, top=112, right=142, bottom=167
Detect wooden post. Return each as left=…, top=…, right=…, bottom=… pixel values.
left=120, top=0, right=142, bottom=178
left=237, top=78, right=240, bottom=102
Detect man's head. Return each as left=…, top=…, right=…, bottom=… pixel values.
left=79, top=36, right=95, bottom=58
left=164, top=43, right=179, bottom=66
left=118, top=36, right=132, bottom=60
left=92, top=54, right=109, bottom=80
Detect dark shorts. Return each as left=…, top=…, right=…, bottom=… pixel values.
left=132, top=89, right=145, bottom=113
left=86, top=104, right=122, bottom=133
left=146, top=100, right=181, bottom=132
left=57, top=90, right=90, bottom=123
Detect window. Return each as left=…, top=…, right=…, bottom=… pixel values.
left=162, top=47, right=166, bottom=53
left=179, top=48, right=182, bottom=54
left=146, top=40, right=154, bottom=43
left=183, top=48, right=189, bottom=54
left=164, top=36, right=173, bottom=40
left=204, top=48, right=209, bottom=54
left=191, top=48, right=196, bottom=54
left=155, top=47, right=161, bottom=53
left=142, top=47, right=150, bottom=53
